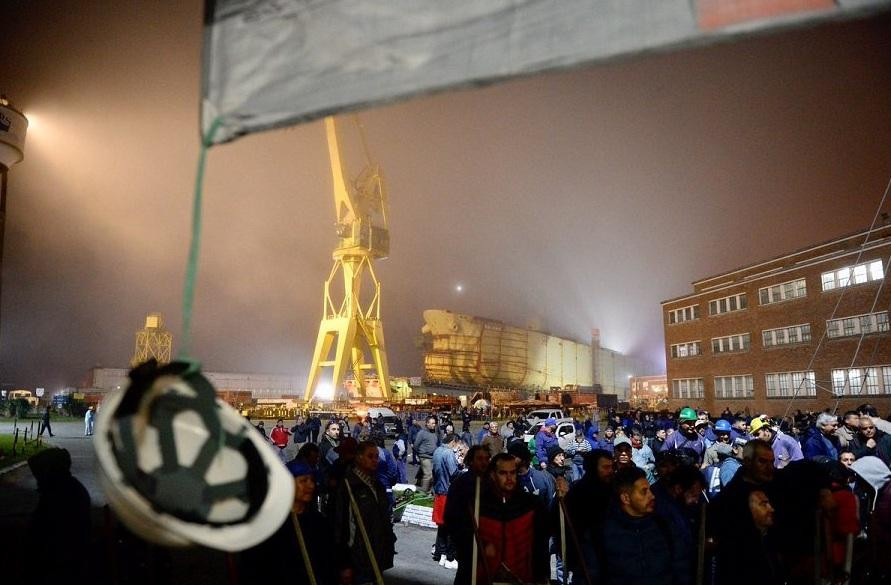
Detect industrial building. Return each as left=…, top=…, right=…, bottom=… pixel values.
left=81, top=367, right=301, bottom=400
left=629, top=375, right=669, bottom=410
left=662, top=224, right=891, bottom=415
left=422, top=310, right=657, bottom=402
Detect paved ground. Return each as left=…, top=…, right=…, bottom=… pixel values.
left=0, top=419, right=454, bottom=585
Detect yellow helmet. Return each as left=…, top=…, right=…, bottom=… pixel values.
left=749, top=416, right=771, bottom=435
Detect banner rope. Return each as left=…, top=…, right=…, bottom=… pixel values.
left=179, top=117, right=223, bottom=360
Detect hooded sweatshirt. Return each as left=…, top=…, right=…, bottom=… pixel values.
left=851, top=456, right=891, bottom=511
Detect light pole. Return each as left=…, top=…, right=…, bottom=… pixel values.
left=0, top=95, right=29, bottom=338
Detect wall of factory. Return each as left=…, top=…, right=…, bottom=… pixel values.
left=596, top=349, right=657, bottom=401
left=84, top=367, right=300, bottom=398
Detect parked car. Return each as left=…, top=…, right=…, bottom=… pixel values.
left=523, top=417, right=576, bottom=446
left=367, top=406, right=400, bottom=437
left=525, top=408, right=566, bottom=426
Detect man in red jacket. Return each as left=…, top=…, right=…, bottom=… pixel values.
left=270, top=418, right=292, bottom=462
left=459, top=452, right=549, bottom=585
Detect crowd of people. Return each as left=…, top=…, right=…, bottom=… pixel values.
left=246, top=403, right=891, bottom=585
left=18, top=400, right=891, bottom=585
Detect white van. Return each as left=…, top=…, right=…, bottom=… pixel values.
left=367, top=407, right=400, bottom=437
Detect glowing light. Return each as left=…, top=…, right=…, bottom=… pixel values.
left=315, top=382, right=334, bottom=400
left=455, top=283, right=464, bottom=293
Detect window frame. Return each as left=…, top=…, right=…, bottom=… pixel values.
left=711, top=332, right=751, bottom=354
left=765, top=370, right=816, bottom=398
left=822, top=259, right=884, bottom=291
left=758, top=278, right=807, bottom=305
left=708, top=293, right=748, bottom=316
left=826, top=311, right=890, bottom=339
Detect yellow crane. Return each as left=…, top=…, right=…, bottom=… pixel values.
left=303, top=116, right=391, bottom=402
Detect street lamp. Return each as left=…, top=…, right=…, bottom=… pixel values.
left=0, top=95, right=28, bottom=337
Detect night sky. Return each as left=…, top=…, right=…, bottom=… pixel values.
left=2, top=1, right=891, bottom=391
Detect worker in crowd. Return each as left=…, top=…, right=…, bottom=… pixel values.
left=749, top=416, right=803, bottom=468
left=535, top=418, right=560, bottom=470
left=318, top=420, right=341, bottom=467
left=802, top=412, right=841, bottom=460
left=450, top=453, right=550, bottom=585
left=431, top=433, right=464, bottom=569
left=662, top=408, right=705, bottom=457
left=413, top=415, right=440, bottom=493
left=269, top=418, right=292, bottom=462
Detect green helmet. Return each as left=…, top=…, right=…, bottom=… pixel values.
left=679, top=407, right=697, bottom=422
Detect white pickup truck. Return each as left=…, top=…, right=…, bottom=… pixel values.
left=524, top=408, right=566, bottom=426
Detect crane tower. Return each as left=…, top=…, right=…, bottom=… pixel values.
left=304, top=117, right=391, bottom=402
left=131, top=312, right=173, bottom=366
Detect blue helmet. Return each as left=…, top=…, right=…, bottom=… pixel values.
left=714, top=419, right=732, bottom=433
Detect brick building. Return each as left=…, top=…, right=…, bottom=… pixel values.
left=662, top=224, right=891, bottom=416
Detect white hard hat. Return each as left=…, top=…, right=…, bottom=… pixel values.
left=93, top=360, right=293, bottom=551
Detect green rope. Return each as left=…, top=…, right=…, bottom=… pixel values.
left=179, top=117, right=223, bottom=360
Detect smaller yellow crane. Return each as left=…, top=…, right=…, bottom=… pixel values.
left=131, top=313, right=173, bottom=366
left=303, top=117, right=391, bottom=402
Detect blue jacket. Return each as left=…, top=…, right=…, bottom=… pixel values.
left=729, top=428, right=748, bottom=443
left=376, top=446, right=399, bottom=490
left=431, top=445, right=459, bottom=495
left=663, top=431, right=705, bottom=456
left=518, top=467, right=555, bottom=509
left=593, top=437, right=615, bottom=454
left=535, top=429, right=559, bottom=465
left=719, top=457, right=741, bottom=487
left=802, top=431, right=839, bottom=461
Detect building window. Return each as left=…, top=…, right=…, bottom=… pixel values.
left=708, top=293, right=748, bottom=316
left=762, top=324, right=811, bottom=347
left=822, top=259, right=884, bottom=291
left=670, top=341, right=702, bottom=359
left=826, top=311, right=890, bottom=339
left=711, top=333, right=751, bottom=354
left=714, top=375, right=754, bottom=399
left=667, top=304, right=700, bottom=325
left=765, top=371, right=816, bottom=397
left=831, top=366, right=891, bottom=395
left=671, top=378, right=704, bottom=399
left=759, top=278, right=807, bottom=305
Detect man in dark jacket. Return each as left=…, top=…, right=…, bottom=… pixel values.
left=580, top=466, right=690, bottom=585
left=240, top=459, right=346, bottom=585
left=444, top=445, right=491, bottom=584
left=333, top=441, right=396, bottom=585
left=851, top=416, right=891, bottom=465
left=802, top=413, right=840, bottom=461
left=318, top=420, right=341, bottom=467
left=308, top=414, right=322, bottom=443
left=26, top=448, right=91, bottom=585
left=452, top=453, right=550, bottom=585
left=291, top=415, right=311, bottom=447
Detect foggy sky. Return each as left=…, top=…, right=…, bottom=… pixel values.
left=2, top=1, right=891, bottom=391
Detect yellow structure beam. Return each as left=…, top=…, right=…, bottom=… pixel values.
left=304, top=117, right=391, bottom=402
